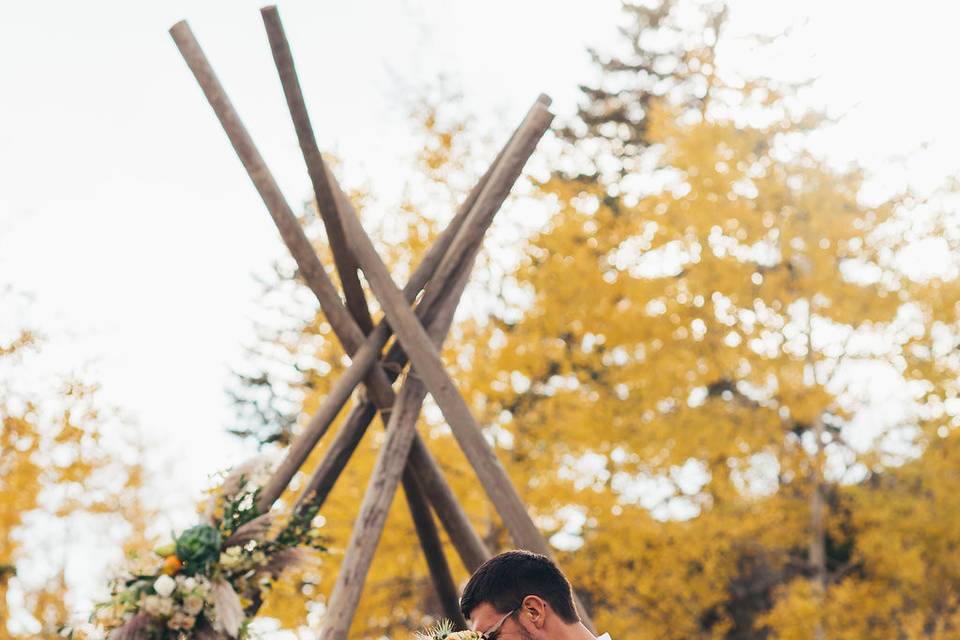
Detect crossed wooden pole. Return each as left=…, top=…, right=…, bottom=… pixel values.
left=170, top=7, right=593, bottom=638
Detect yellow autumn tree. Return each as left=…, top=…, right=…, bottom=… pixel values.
left=0, top=309, right=154, bottom=638
left=460, top=106, right=909, bottom=638
left=758, top=200, right=960, bottom=639
left=233, top=3, right=960, bottom=638
left=458, top=2, right=956, bottom=639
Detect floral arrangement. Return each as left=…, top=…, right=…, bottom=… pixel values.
left=415, top=619, right=481, bottom=640
left=92, top=457, right=325, bottom=639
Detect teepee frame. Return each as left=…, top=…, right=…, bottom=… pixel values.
left=169, top=7, right=593, bottom=638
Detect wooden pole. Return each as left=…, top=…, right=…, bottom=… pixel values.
left=260, top=5, right=372, bottom=334
left=402, top=465, right=467, bottom=628
left=322, top=254, right=475, bottom=639
left=334, top=105, right=595, bottom=630
left=321, top=371, right=430, bottom=638
left=291, top=89, right=551, bottom=520
left=168, top=21, right=528, bottom=515
left=408, top=436, right=490, bottom=572
left=169, top=15, right=586, bottom=631
left=259, top=6, right=462, bottom=616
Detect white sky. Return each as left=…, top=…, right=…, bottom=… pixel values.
left=3, top=0, right=960, bottom=631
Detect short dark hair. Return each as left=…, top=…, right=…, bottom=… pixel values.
left=460, top=550, right=579, bottom=624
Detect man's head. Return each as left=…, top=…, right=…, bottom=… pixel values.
left=460, top=550, right=580, bottom=639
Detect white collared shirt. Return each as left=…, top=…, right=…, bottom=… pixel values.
left=598, top=634, right=612, bottom=640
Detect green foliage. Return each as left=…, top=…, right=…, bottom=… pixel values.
left=175, top=525, right=223, bottom=577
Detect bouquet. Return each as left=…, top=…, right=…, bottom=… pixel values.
left=93, top=457, right=325, bottom=639
left=415, top=619, right=481, bottom=640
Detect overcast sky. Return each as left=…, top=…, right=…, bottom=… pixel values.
left=3, top=0, right=960, bottom=630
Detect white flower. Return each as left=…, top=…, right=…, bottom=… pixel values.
left=153, top=574, right=176, bottom=597
left=183, top=594, right=205, bottom=615
left=143, top=595, right=162, bottom=616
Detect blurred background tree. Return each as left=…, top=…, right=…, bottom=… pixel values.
left=230, top=1, right=960, bottom=638
left=0, top=310, right=155, bottom=638
left=1, top=2, right=955, bottom=639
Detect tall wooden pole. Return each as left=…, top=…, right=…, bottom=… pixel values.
left=259, top=6, right=464, bottom=614
left=168, top=20, right=539, bottom=517
left=169, top=14, right=592, bottom=635
left=403, top=466, right=467, bottom=628
left=321, top=243, right=475, bottom=638
left=257, top=8, right=549, bottom=594
left=259, top=6, right=372, bottom=334
left=333, top=104, right=595, bottom=632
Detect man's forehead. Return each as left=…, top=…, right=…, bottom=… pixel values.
left=467, top=602, right=501, bottom=630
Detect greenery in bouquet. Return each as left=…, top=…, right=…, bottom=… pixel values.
left=415, top=619, right=481, bottom=640
left=92, top=457, right=326, bottom=639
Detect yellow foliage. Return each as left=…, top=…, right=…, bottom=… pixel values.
left=0, top=326, right=154, bottom=637
left=242, top=50, right=960, bottom=640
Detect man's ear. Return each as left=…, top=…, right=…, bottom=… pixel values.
left=520, top=595, right=548, bottom=629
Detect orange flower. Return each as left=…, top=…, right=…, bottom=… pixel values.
left=161, top=554, right=182, bottom=576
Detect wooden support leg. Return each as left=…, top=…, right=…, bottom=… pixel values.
left=334, top=110, right=596, bottom=629
left=168, top=21, right=544, bottom=518
left=407, top=436, right=490, bottom=573
left=260, top=5, right=372, bottom=334
left=402, top=466, right=467, bottom=629
left=260, top=9, right=467, bottom=611
left=169, top=15, right=585, bottom=635
left=256, top=7, right=487, bottom=619
left=321, top=246, right=476, bottom=638
left=321, top=370, right=430, bottom=639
